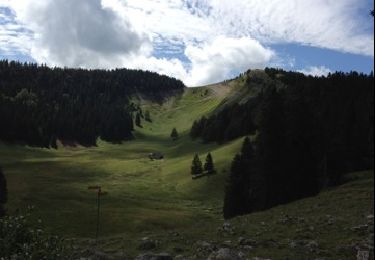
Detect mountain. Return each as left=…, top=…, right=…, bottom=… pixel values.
left=0, top=64, right=373, bottom=259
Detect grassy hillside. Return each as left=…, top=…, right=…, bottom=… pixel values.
left=73, top=170, right=373, bottom=259
left=1, top=78, right=373, bottom=259
left=0, top=84, right=243, bottom=237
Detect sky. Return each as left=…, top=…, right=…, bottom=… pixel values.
left=0, top=0, right=373, bottom=86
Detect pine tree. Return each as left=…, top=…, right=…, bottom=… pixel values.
left=223, top=154, right=244, bottom=219
left=0, top=167, right=7, bottom=217
left=223, top=137, right=257, bottom=219
left=241, top=136, right=254, bottom=158
left=135, top=112, right=142, bottom=128
left=204, top=153, right=215, bottom=175
left=170, top=128, right=179, bottom=140
left=145, top=110, right=152, bottom=122
left=191, top=154, right=203, bottom=176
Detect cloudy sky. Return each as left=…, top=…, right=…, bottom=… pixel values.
left=0, top=0, right=373, bottom=86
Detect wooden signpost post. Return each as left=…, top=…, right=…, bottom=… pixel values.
left=88, top=185, right=108, bottom=244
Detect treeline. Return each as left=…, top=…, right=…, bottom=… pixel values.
left=207, top=69, right=373, bottom=219
left=0, top=60, right=184, bottom=147
left=190, top=99, right=258, bottom=143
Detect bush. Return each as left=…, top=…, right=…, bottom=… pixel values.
left=0, top=208, right=72, bottom=259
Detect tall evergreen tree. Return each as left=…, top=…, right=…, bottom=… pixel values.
left=145, top=110, right=152, bottom=122
left=223, top=137, right=257, bottom=219
left=204, top=153, right=215, bottom=175
left=191, top=154, right=203, bottom=176
left=223, top=154, right=243, bottom=219
left=170, top=128, right=179, bottom=140
left=0, top=167, right=7, bottom=217
left=135, top=113, right=142, bottom=128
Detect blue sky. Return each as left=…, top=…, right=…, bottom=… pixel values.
left=0, top=0, right=373, bottom=86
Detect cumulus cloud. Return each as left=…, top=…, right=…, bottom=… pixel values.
left=298, top=66, right=332, bottom=77
left=184, top=36, right=274, bottom=86
left=2, top=0, right=148, bottom=68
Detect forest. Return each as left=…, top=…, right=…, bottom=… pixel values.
left=0, top=60, right=185, bottom=147
left=206, top=69, right=375, bottom=218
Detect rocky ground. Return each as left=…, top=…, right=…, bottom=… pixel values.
left=70, top=171, right=374, bottom=260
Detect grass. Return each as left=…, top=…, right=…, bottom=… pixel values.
left=0, top=85, right=242, bottom=237
left=0, top=83, right=373, bottom=259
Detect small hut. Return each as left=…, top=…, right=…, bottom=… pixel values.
left=149, top=152, right=164, bottom=160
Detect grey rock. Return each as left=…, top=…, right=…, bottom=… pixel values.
left=238, top=237, right=257, bottom=247
left=218, top=223, right=236, bottom=235
left=306, top=240, right=319, bottom=252
left=351, top=225, right=369, bottom=232
left=195, top=241, right=217, bottom=252
left=138, top=237, right=157, bottom=251
left=357, top=251, right=370, bottom=260
left=208, top=248, right=241, bottom=260
left=135, top=253, right=172, bottom=260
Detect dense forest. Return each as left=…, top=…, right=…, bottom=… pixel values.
left=219, top=69, right=374, bottom=218
left=0, top=60, right=184, bottom=147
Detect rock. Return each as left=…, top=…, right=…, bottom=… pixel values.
left=306, top=240, right=319, bottom=252
left=195, top=241, right=217, bottom=252
left=242, top=245, right=253, bottom=251
left=80, top=249, right=115, bottom=260
left=173, top=247, right=184, bottom=253
left=238, top=252, right=246, bottom=259
left=238, top=237, right=257, bottom=247
left=138, top=237, right=157, bottom=251
left=289, top=241, right=298, bottom=249
left=135, top=253, right=172, bottom=260
left=279, top=215, right=293, bottom=224
left=289, top=240, right=307, bottom=249
left=218, top=223, right=236, bottom=235
left=259, top=239, right=278, bottom=248
left=222, top=240, right=232, bottom=247
left=208, top=248, right=241, bottom=260
left=351, top=225, right=369, bottom=232
left=357, top=250, right=370, bottom=260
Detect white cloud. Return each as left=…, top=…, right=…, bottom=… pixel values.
left=204, top=0, right=374, bottom=57
left=1, top=0, right=148, bottom=68
left=184, top=36, right=274, bottom=86
left=0, top=0, right=373, bottom=86
left=298, top=66, right=332, bottom=77
left=104, top=0, right=373, bottom=57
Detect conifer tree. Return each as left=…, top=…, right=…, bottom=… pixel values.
left=223, top=154, right=244, bottom=218
left=145, top=110, right=152, bottom=122
left=170, top=128, right=179, bottom=140
left=204, top=153, right=215, bottom=175
left=135, top=112, right=142, bottom=127
left=0, top=167, right=7, bottom=217
left=191, top=154, right=203, bottom=176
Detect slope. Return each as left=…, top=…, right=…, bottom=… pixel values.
left=0, top=82, right=244, bottom=238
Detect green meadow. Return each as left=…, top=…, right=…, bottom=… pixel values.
left=0, top=85, right=242, bottom=237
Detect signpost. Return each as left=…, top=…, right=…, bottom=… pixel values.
left=88, top=185, right=108, bottom=244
